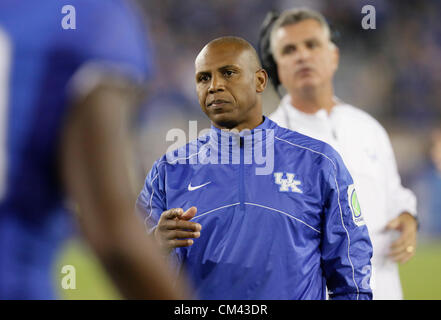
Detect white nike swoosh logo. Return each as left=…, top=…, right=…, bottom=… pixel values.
left=188, top=181, right=211, bottom=191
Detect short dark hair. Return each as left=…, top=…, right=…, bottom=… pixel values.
left=270, top=8, right=331, bottom=56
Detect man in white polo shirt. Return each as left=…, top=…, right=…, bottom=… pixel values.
left=260, top=8, right=418, bottom=299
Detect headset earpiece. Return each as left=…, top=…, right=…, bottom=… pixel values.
left=258, top=11, right=281, bottom=95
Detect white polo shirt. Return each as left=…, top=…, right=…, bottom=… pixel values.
left=270, top=95, right=417, bottom=300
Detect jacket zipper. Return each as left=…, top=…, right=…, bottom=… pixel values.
left=239, top=137, right=245, bottom=211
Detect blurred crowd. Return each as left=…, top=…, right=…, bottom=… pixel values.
left=135, top=0, right=441, bottom=238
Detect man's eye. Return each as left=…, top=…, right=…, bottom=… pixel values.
left=282, top=46, right=296, bottom=55
left=224, top=70, right=234, bottom=77
left=306, top=41, right=319, bottom=49
left=199, top=75, right=210, bottom=82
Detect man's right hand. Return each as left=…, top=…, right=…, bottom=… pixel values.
left=154, top=207, right=201, bottom=253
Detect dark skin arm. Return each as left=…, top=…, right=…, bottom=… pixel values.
left=60, top=81, right=193, bottom=299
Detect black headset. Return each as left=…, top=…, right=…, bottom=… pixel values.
left=258, top=11, right=281, bottom=94
left=258, top=11, right=340, bottom=97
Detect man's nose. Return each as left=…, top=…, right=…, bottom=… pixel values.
left=208, top=74, right=225, bottom=94
left=295, top=45, right=311, bottom=63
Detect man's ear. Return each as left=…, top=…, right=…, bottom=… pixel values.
left=331, top=43, right=340, bottom=73
left=255, top=68, right=268, bottom=93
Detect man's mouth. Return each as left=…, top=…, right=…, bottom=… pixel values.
left=207, top=99, right=230, bottom=107
left=296, top=66, right=314, bottom=75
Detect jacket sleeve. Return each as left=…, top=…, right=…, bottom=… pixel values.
left=135, top=160, right=184, bottom=274
left=136, top=160, right=166, bottom=233
left=321, top=151, right=373, bottom=300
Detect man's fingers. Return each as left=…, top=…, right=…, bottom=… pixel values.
left=390, top=250, right=413, bottom=263
left=390, top=237, right=416, bottom=253
left=390, top=230, right=416, bottom=250
left=161, top=219, right=201, bottom=231
left=181, top=206, right=198, bottom=221
left=161, top=208, right=184, bottom=220
left=164, top=230, right=201, bottom=240
left=156, top=208, right=201, bottom=252
left=389, top=243, right=407, bottom=255
left=167, top=239, right=195, bottom=248
left=389, top=240, right=416, bottom=263
left=390, top=234, right=407, bottom=249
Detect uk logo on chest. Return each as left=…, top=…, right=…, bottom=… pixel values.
left=273, top=172, right=303, bottom=193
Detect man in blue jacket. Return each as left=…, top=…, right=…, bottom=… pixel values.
left=136, top=36, right=373, bottom=300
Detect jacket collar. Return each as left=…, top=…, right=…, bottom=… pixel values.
left=209, top=116, right=276, bottom=149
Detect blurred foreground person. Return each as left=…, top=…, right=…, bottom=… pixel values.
left=259, top=8, right=418, bottom=299
left=137, top=36, right=373, bottom=300
left=0, top=0, right=192, bottom=299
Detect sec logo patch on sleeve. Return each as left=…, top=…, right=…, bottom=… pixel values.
left=347, top=184, right=365, bottom=227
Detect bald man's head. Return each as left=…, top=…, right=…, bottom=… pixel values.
left=196, top=36, right=262, bottom=72
left=194, top=36, right=268, bottom=131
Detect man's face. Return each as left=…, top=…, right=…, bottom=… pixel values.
left=272, top=19, right=339, bottom=93
left=195, top=44, right=265, bottom=129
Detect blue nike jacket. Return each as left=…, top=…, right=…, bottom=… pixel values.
left=137, top=117, right=373, bottom=300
